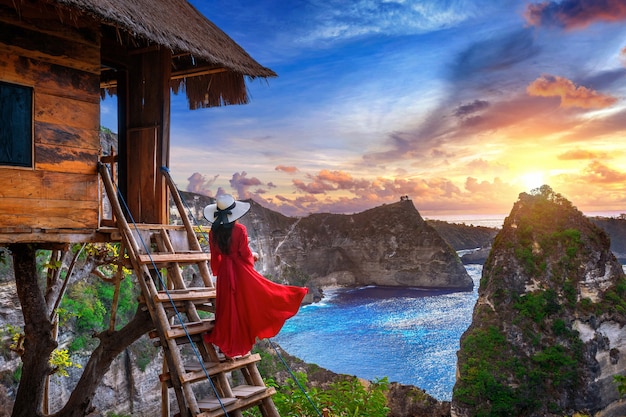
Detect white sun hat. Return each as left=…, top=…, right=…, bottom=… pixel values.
left=203, top=194, right=251, bottom=225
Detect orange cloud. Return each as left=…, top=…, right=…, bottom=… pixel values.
left=275, top=165, right=299, bottom=174
left=292, top=178, right=335, bottom=194
left=525, top=0, right=626, bottom=30
left=558, top=149, right=607, bottom=160
left=526, top=74, right=617, bottom=109
left=581, top=161, right=626, bottom=184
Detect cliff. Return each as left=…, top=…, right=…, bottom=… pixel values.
left=592, top=217, right=626, bottom=263
left=175, top=195, right=473, bottom=290
left=426, top=220, right=498, bottom=251
left=451, top=186, right=626, bottom=417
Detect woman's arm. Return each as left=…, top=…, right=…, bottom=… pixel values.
left=235, top=224, right=255, bottom=266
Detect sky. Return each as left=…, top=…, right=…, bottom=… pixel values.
left=101, top=0, right=626, bottom=218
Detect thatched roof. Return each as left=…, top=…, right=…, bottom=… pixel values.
left=48, top=0, right=276, bottom=108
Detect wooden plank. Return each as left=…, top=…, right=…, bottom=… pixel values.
left=179, top=355, right=262, bottom=384
left=0, top=17, right=100, bottom=73
left=183, top=362, right=220, bottom=373
left=197, top=397, right=237, bottom=412
left=34, top=142, right=98, bottom=174
left=197, top=387, right=277, bottom=417
left=36, top=122, right=100, bottom=150
left=232, top=385, right=269, bottom=399
left=0, top=198, right=98, bottom=229
left=128, top=224, right=188, bottom=231
left=0, top=230, right=103, bottom=244
left=166, top=319, right=214, bottom=339
left=0, top=170, right=98, bottom=200
left=138, top=253, right=211, bottom=264
left=34, top=91, right=99, bottom=130
left=0, top=51, right=99, bottom=101
left=154, top=288, right=216, bottom=303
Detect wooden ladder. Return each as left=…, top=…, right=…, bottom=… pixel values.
left=98, top=162, right=280, bottom=417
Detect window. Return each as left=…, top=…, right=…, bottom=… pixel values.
left=0, top=81, right=33, bottom=167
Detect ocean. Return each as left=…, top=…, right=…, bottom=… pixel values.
left=272, top=210, right=625, bottom=401
left=273, top=264, right=483, bottom=401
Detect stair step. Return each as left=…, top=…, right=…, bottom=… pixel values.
left=138, top=252, right=210, bottom=265
left=197, top=387, right=276, bottom=417
left=197, top=397, right=237, bottom=412
left=178, top=354, right=262, bottom=384
left=148, top=319, right=214, bottom=341
left=232, top=385, right=268, bottom=399
left=168, top=319, right=213, bottom=339
left=154, top=288, right=216, bottom=303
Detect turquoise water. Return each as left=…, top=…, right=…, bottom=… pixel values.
left=273, top=264, right=482, bottom=401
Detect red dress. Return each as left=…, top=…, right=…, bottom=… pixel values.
left=204, top=223, right=308, bottom=357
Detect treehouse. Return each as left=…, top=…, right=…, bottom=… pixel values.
left=1, top=1, right=284, bottom=416
left=0, top=0, right=275, bottom=244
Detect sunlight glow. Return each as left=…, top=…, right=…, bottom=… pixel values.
left=521, top=172, right=545, bottom=192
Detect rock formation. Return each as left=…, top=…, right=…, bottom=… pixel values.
left=592, top=216, right=626, bottom=263
left=174, top=194, right=473, bottom=290
left=451, top=185, right=626, bottom=417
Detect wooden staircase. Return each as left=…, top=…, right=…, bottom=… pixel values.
left=98, top=161, right=280, bottom=417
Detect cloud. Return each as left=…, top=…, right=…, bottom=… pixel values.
left=621, top=46, right=626, bottom=66
left=292, top=178, right=335, bottom=194
left=525, top=0, right=626, bottom=30
left=451, top=29, right=539, bottom=81
left=581, top=161, right=626, bottom=184
left=454, top=100, right=490, bottom=118
left=558, top=149, right=607, bottom=160
left=229, top=172, right=263, bottom=199
left=275, top=165, right=299, bottom=174
left=526, top=74, right=618, bottom=109
left=186, top=172, right=219, bottom=196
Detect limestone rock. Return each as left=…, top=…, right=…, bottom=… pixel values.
left=243, top=199, right=473, bottom=290
left=174, top=193, right=473, bottom=290
left=451, top=186, right=626, bottom=417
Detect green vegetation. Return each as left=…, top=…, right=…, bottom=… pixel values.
left=244, top=372, right=389, bottom=417
left=513, top=289, right=560, bottom=324
left=454, top=326, right=529, bottom=416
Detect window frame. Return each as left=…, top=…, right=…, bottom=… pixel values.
left=0, top=80, right=34, bottom=169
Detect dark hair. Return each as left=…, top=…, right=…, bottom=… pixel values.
left=211, top=221, right=233, bottom=254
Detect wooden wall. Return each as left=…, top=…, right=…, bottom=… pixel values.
left=0, top=1, right=101, bottom=242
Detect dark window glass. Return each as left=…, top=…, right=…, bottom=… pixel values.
left=0, top=81, right=33, bottom=167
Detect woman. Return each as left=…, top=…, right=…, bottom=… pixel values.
left=203, top=194, right=308, bottom=358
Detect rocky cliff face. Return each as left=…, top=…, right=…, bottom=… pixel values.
left=451, top=186, right=626, bottom=417
left=260, top=199, right=472, bottom=289
left=174, top=194, right=473, bottom=290
left=592, top=217, right=626, bottom=263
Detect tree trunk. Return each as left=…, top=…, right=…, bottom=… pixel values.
left=10, top=243, right=56, bottom=417
left=9, top=244, right=154, bottom=417
left=52, top=306, right=152, bottom=417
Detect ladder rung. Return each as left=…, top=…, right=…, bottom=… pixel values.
left=232, top=385, right=268, bottom=399
left=173, top=354, right=262, bottom=384
left=154, top=288, right=216, bottom=303
left=197, top=387, right=276, bottom=417
left=138, top=252, right=210, bottom=264
left=197, top=397, right=237, bottom=412
left=166, top=319, right=214, bottom=340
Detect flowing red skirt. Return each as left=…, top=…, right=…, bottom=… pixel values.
left=204, top=223, right=307, bottom=357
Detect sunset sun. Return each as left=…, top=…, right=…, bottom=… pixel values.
left=521, top=172, right=545, bottom=191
